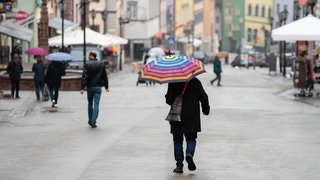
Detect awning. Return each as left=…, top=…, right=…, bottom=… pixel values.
left=0, top=20, right=33, bottom=41
left=177, top=37, right=202, bottom=47
left=48, top=16, right=79, bottom=33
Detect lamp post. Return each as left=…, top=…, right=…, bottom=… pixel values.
left=280, top=8, right=288, bottom=77
left=307, top=0, right=317, bottom=15
left=268, top=16, right=274, bottom=52
left=238, top=18, right=243, bottom=61
left=80, top=0, right=89, bottom=68
left=101, top=8, right=108, bottom=34
left=90, top=9, right=96, bottom=31
left=119, top=17, right=129, bottom=71
left=59, top=0, right=66, bottom=49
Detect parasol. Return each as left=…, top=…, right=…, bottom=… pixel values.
left=147, top=47, right=165, bottom=57
left=24, top=47, right=48, bottom=56
left=213, top=51, right=229, bottom=59
left=45, top=52, right=72, bottom=61
left=139, top=55, right=206, bottom=84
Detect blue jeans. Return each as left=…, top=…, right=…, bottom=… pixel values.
left=48, top=86, right=59, bottom=103
left=34, top=80, right=44, bottom=100
left=173, top=132, right=197, bottom=167
left=87, top=87, right=102, bottom=125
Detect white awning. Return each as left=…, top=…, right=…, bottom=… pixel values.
left=177, top=37, right=202, bottom=47
left=0, top=21, right=33, bottom=41
left=48, top=16, right=79, bottom=33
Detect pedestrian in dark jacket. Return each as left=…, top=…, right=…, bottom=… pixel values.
left=45, top=61, right=66, bottom=107
left=6, top=54, right=23, bottom=99
left=81, top=51, right=109, bottom=128
left=32, top=55, right=46, bottom=100
left=165, top=77, right=210, bottom=173
left=210, top=55, right=222, bottom=86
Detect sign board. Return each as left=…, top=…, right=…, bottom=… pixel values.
left=14, top=10, right=28, bottom=21
left=0, top=2, right=5, bottom=13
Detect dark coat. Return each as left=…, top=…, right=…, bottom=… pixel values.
left=213, top=59, right=222, bottom=74
left=6, top=61, right=23, bottom=81
left=32, top=60, right=46, bottom=82
left=45, top=61, right=66, bottom=88
left=165, top=78, right=210, bottom=134
left=81, top=60, right=109, bottom=89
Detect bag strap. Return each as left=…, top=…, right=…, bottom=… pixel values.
left=182, top=82, right=188, bottom=95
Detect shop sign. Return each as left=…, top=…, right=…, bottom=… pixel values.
left=14, top=10, right=28, bottom=21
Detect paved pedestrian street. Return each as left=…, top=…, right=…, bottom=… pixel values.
left=0, top=64, right=320, bottom=180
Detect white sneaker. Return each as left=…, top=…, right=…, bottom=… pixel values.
left=51, top=100, right=55, bottom=108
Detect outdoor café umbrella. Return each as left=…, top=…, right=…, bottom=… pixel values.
left=45, top=52, right=72, bottom=61
left=139, top=55, right=206, bottom=84
left=24, top=47, right=48, bottom=56
left=147, top=47, right=165, bottom=57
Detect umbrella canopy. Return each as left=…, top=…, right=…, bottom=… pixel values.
left=139, top=55, right=206, bottom=84
left=49, top=27, right=113, bottom=47
left=45, top=52, right=72, bottom=61
left=271, top=15, right=320, bottom=41
left=24, top=47, right=48, bottom=56
left=213, top=51, right=229, bottom=59
left=147, top=47, right=165, bottom=57
left=104, top=33, right=128, bottom=45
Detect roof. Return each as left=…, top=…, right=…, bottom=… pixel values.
left=48, top=16, right=78, bottom=32
left=0, top=21, right=33, bottom=41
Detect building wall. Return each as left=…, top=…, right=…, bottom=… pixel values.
left=221, top=0, right=245, bottom=53
left=245, top=0, right=274, bottom=50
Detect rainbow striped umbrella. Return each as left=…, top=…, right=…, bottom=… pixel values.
left=139, top=55, right=206, bottom=84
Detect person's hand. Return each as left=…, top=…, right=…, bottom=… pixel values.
left=80, top=89, right=85, bottom=94
left=105, top=88, right=110, bottom=92
left=202, top=108, right=210, bottom=115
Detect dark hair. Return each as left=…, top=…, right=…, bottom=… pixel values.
left=89, top=51, right=97, bottom=58
left=165, top=49, right=174, bottom=55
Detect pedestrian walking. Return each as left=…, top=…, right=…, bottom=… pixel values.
left=165, top=77, right=210, bottom=173
left=210, top=55, right=222, bottom=86
left=45, top=61, right=66, bottom=107
left=81, top=51, right=109, bottom=128
left=6, top=53, right=23, bottom=99
left=32, top=55, right=46, bottom=100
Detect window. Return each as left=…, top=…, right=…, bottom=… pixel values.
left=268, top=7, right=272, bottom=18
left=127, top=1, right=138, bottom=19
left=247, top=28, right=252, bottom=42
left=248, top=4, right=252, bottom=15
left=261, top=6, right=265, bottom=17
left=255, top=5, right=259, bottom=16
left=194, top=11, right=203, bottom=24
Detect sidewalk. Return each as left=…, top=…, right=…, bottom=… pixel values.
left=1, top=63, right=320, bottom=179
left=1, top=63, right=320, bottom=121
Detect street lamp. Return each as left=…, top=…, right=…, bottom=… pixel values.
left=279, top=8, right=288, bottom=77
left=307, top=0, right=317, bottom=15
left=101, top=9, right=108, bottom=34
left=90, top=9, right=96, bottom=31
left=58, top=0, right=66, bottom=49
left=268, top=16, right=274, bottom=51
left=119, top=17, right=130, bottom=71
left=80, top=0, right=90, bottom=68
left=239, top=18, right=243, bottom=63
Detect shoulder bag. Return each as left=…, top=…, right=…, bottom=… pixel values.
left=165, top=82, right=188, bottom=122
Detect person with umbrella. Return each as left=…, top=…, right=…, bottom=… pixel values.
left=45, top=59, right=66, bottom=107
left=32, top=55, right=46, bottom=100
left=165, top=77, right=210, bottom=173
left=6, top=53, right=23, bottom=99
left=210, top=55, right=222, bottom=86
left=140, top=55, right=210, bottom=173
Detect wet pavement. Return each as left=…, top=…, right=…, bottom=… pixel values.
left=0, top=63, right=320, bottom=180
